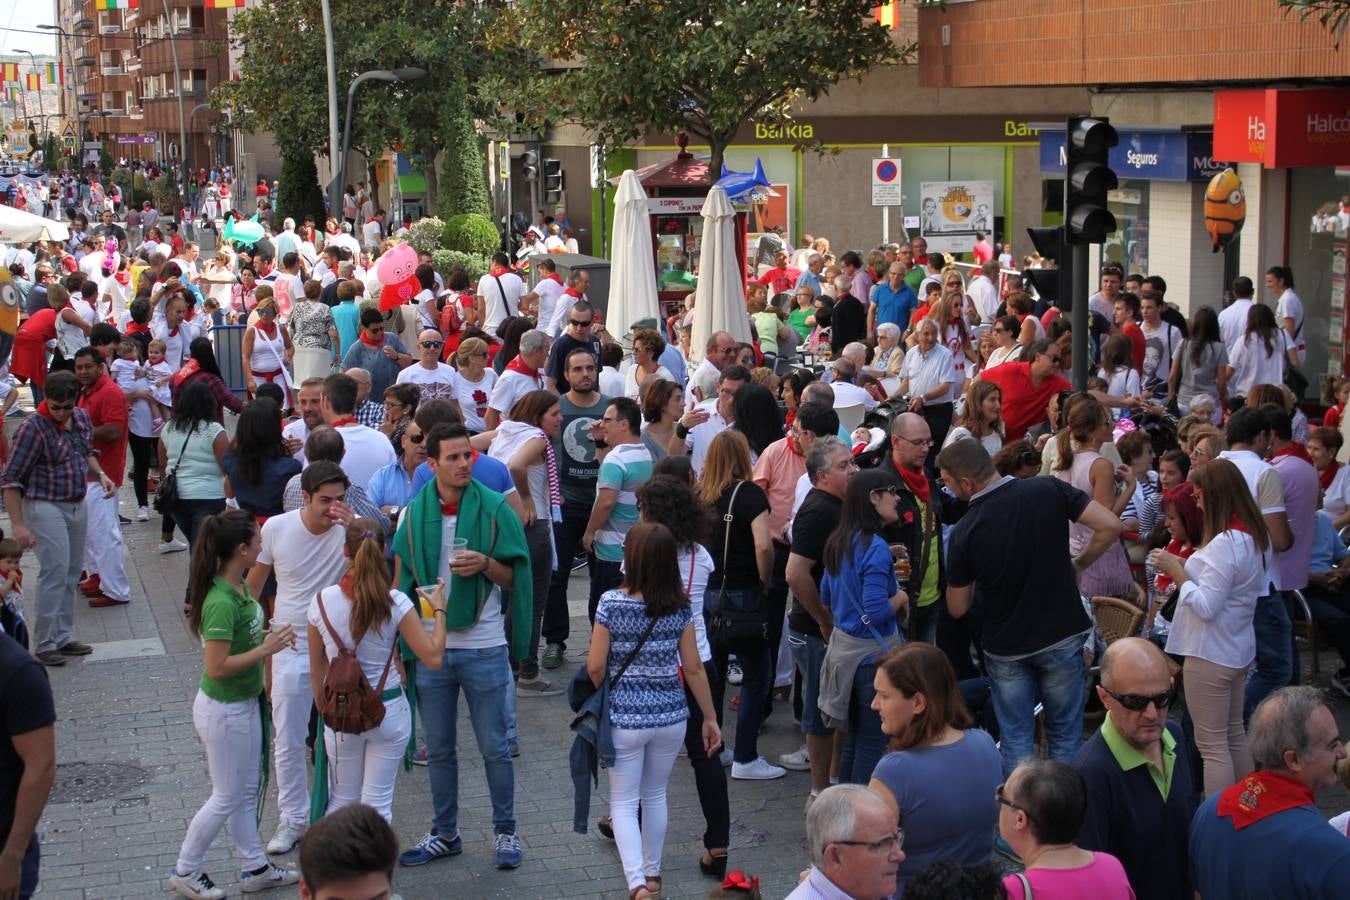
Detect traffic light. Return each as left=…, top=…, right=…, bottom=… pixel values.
left=520, top=150, right=539, bottom=182
left=1065, top=116, right=1118, bottom=244
left=1024, top=225, right=1070, bottom=308
left=543, top=158, right=563, bottom=203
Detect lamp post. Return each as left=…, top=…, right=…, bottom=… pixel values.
left=335, top=67, right=426, bottom=221
left=38, top=22, right=90, bottom=169
left=319, top=0, right=339, bottom=213
left=16, top=50, right=46, bottom=141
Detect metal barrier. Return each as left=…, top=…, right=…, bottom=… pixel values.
left=211, top=324, right=249, bottom=399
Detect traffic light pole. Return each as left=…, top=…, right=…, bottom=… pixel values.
left=1071, top=243, right=1089, bottom=391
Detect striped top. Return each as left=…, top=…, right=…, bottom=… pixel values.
left=594, top=441, right=653, bottom=562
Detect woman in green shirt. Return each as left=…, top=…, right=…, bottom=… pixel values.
left=169, top=510, right=299, bottom=900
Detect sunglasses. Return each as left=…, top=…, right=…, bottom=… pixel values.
left=420, top=340, right=444, bottom=349
left=871, top=485, right=900, bottom=497
left=569, top=319, right=593, bottom=328
left=406, top=431, right=425, bottom=444
left=1102, top=686, right=1176, bottom=712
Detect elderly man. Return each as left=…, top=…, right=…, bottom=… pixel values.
left=486, top=328, right=550, bottom=430
left=795, top=252, right=826, bottom=299
left=344, top=367, right=386, bottom=430
left=968, top=260, right=1000, bottom=327
left=282, top=377, right=325, bottom=461
left=868, top=262, right=917, bottom=340
left=785, top=784, right=904, bottom=900
left=828, top=358, right=877, bottom=412
left=756, top=248, right=802, bottom=296
left=1072, top=638, right=1199, bottom=900
left=685, top=365, right=750, bottom=476
left=1189, top=686, right=1350, bottom=898
left=896, top=319, right=956, bottom=462
left=689, top=331, right=739, bottom=408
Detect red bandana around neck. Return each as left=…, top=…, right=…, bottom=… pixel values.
left=114, top=271, right=130, bottom=287
left=1320, top=460, right=1341, bottom=492
left=563, top=286, right=584, bottom=299
left=1217, top=770, right=1315, bottom=830
left=37, top=400, right=70, bottom=431
left=358, top=332, right=383, bottom=348
left=489, top=264, right=510, bottom=278
left=1273, top=442, right=1314, bottom=465
left=787, top=434, right=802, bottom=457
left=896, top=462, right=931, bottom=504
left=505, top=355, right=540, bottom=379
left=440, top=499, right=459, bottom=517
left=542, top=273, right=563, bottom=285
left=330, top=416, right=356, bottom=428
left=126, top=321, right=151, bottom=335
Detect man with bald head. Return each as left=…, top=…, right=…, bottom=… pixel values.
left=1071, top=638, right=1198, bottom=900
left=395, top=328, right=457, bottom=401
left=688, top=330, right=738, bottom=408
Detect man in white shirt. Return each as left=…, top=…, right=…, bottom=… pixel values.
left=544, top=269, right=591, bottom=339
left=274, top=218, right=300, bottom=261
left=328, top=222, right=362, bottom=259
left=173, top=242, right=201, bottom=281
left=76, top=237, right=106, bottom=281
left=897, top=319, right=957, bottom=460
left=687, top=366, right=750, bottom=475
left=396, top=330, right=458, bottom=402
left=320, top=372, right=395, bottom=491
left=525, top=258, right=566, bottom=336
left=1267, top=265, right=1306, bottom=365
left=828, top=358, right=878, bottom=411
left=967, top=260, right=1001, bottom=327
left=1218, top=275, right=1256, bottom=358
left=151, top=294, right=199, bottom=370
left=245, top=461, right=354, bottom=855
left=361, top=209, right=384, bottom=252
left=486, top=329, right=550, bottom=430
left=477, top=252, right=527, bottom=334
left=1086, top=264, right=1123, bottom=324
left=282, top=377, right=325, bottom=464
left=689, top=331, right=739, bottom=410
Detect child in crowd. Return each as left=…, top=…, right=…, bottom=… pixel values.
left=146, top=339, right=176, bottom=430
left=0, top=534, right=27, bottom=648
left=1324, top=376, right=1348, bottom=430
left=1118, top=430, right=1160, bottom=565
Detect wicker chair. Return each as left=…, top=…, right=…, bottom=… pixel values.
left=1092, top=595, right=1145, bottom=646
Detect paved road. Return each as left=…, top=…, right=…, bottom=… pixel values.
left=6, top=408, right=1348, bottom=898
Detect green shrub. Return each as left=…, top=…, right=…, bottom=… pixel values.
left=431, top=250, right=490, bottom=283
left=151, top=173, right=178, bottom=212
left=274, top=146, right=326, bottom=228
left=443, top=213, right=499, bottom=257
left=406, top=216, right=446, bottom=254
left=131, top=171, right=151, bottom=205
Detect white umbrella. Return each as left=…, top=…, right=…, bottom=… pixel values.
left=0, top=204, right=70, bottom=244
left=605, top=170, right=659, bottom=338
left=690, top=184, right=750, bottom=364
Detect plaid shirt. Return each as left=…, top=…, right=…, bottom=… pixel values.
left=0, top=409, right=96, bottom=502
left=356, top=399, right=384, bottom=430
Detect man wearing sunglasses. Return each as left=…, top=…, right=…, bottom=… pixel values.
left=395, top=329, right=457, bottom=402
left=1071, top=638, right=1198, bottom=900
left=976, top=338, right=1071, bottom=443
left=543, top=300, right=600, bottom=394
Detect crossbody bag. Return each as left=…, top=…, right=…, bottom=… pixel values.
left=709, top=481, right=769, bottom=654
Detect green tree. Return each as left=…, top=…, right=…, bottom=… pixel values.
left=1278, top=0, right=1350, bottom=46
left=275, top=145, right=327, bottom=227
left=486, top=0, right=912, bottom=176
left=437, top=90, right=492, bottom=220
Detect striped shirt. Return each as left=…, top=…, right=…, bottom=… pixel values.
left=594, top=441, right=653, bottom=562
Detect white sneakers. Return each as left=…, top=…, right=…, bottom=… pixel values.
left=168, top=871, right=224, bottom=900
left=731, top=757, right=787, bottom=781
left=239, top=862, right=300, bottom=893
left=137, top=506, right=150, bottom=521
left=779, top=745, right=811, bottom=771
left=265, top=821, right=307, bottom=855
left=157, top=539, right=188, bottom=554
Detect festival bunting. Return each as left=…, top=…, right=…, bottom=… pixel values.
left=25, top=73, right=40, bottom=92
left=45, top=62, right=64, bottom=85
left=6, top=87, right=20, bottom=103
left=873, top=2, right=898, bottom=29
left=207, top=0, right=247, bottom=7
left=0, top=63, right=18, bottom=83
left=95, top=0, right=140, bottom=10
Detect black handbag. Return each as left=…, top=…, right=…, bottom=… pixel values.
left=708, top=481, right=769, bottom=654
left=153, top=428, right=192, bottom=515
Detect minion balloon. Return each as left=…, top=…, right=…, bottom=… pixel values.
left=0, top=265, right=17, bottom=371
left=1204, top=168, right=1246, bottom=253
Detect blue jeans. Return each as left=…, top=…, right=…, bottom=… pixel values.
left=908, top=602, right=939, bottom=646
left=1244, top=593, right=1294, bottom=720
left=416, top=645, right=515, bottom=836
left=707, top=586, right=771, bottom=763
left=985, top=636, right=1086, bottom=776
left=787, top=630, right=832, bottom=737
left=837, top=662, right=887, bottom=784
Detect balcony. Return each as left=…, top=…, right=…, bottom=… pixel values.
left=125, top=60, right=140, bottom=72
left=74, top=54, right=95, bottom=68
left=99, top=25, right=121, bottom=35
left=73, top=17, right=93, bottom=31
left=101, top=65, right=124, bottom=76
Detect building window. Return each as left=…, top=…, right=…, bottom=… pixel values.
left=1103, top=180, right=1150, bottom=276
left=1288, top=167, right=1350, bottom=387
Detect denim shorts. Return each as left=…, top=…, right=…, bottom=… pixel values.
left=787, top=629, right=831, bottom=737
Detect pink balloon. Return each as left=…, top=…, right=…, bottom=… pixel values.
left=375, top=243, right=418, bottom=288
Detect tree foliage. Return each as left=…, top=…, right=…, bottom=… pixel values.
left=485, top=0, right=913, bottom=175
left=437, top=91, right=493, bottom=220
left=1278, top=0, right=1350, bottom=46
left=275, top=146, right=327, bottom=228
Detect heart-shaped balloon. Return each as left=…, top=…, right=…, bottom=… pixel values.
left=380, top=274, right=420, bottom=311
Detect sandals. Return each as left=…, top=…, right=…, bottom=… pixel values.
left=628, top=878, right=660, bottom=900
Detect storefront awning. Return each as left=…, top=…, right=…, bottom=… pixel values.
left=1038, top=127, right=1229, bottom=182
left=1214, top=88, right=1350, bottom=169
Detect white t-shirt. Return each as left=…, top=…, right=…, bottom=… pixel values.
left=336, top=423, right=396, bottom=491
left=598, top=366, right=624, bottom=399
left=308, top=585, right=414, bottom=689
left=438, top=514, right=505, bottom=649
left=396, top=361, right=458, bottom=402
left=1277, top=289, right=1307, bottom=365
left=1229, top=331, right=1290, bottom=397
left=361, top=219, right=382, bottom=251
left=152, top=318, right=199, bottom=370
left=687, top=410, right=730, bottom=476
left=258, top=510, right=348, bottom=652
left=488, top=369, right=542, bottom=417
left=678, top=544, right=715, bottom=663
left=58, top=298, right=97, bottom=358
left=622, top=364, right=674, bottom=400
left=99, top=274, right=130, bottom=327
left=477, top=271, right=526, bottom=333
left=282, top=418, right=309, bottom=465
left=451, top=368, right=497, bottom=433
left=1218, top=298, right=1254, bottom=358
left=533, top=278, right=566, bottom=337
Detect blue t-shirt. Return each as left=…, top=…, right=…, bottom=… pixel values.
left=595, top=589, right=691, bottom=730
left=871, top=281, right=918, bottom=330
left=411, top=453, right=513, bottom=495
left=821, top=533, right=899, bottom=658
left=332, top=302, right=360, bottom=356
left=871, top=730, right=1002, bottom=894
left=1308, top=509, right=1348, bottom=573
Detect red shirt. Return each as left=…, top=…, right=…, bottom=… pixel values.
left=78, top=373, right=129, bottom=487
left=1121, top=322, right=1145, bottom=372
left=972, top=242, right=994, bottom=265
left=756, top=265, right=802, bottom=296
left=981, top=361, right=1070, bottom=442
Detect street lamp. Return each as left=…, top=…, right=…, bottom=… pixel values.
left=40, top=22, right=93, bottom=169
left=332, top=67, right=426, bottom=222
left=15, top=50, right=46, bottom=140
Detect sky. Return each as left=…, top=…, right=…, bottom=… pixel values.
left=1, top=3, right=59, bottom=57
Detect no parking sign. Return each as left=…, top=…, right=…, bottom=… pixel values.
left=871, top=158, right=902, bottom=207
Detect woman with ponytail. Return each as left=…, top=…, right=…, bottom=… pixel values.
left=170, top=510, right=299, bottom=899
left=305, top=518, right=448, bottom=822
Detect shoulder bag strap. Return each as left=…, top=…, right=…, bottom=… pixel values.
left=492, top=275, right=517, bottom=318
left=716, top=481, right=746, bottom=605
left=373, top=613, right=400, bottom=692
left=314, top=590, right=348, bottom=654
left=1015, top=872, right=1033, bottom=900
left=609, top=613, right=659, bottom=691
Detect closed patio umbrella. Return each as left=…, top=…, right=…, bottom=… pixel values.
left=690, top=184, right=750, bottom=364
left=606, top=170, right=659, bottom=337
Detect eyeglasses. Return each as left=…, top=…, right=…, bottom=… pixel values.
left=1103, top=686, right=1176, bottom=712
left=420, top=340, right=444, bottom=349
left=895, top=435, right=933, bottom=448
left=569, top=319, right=593, bottom=328
left=871, top=484, right=901, bottom=497
left=258, top=309, right=275, bottom=317
left=46, top=402, right=75, bottom=412
left=384, top=400, right=405, bottom=409
left=406, top=431, right=425, bottom=444
left=833, top=829, right=904, bottom=855
left=996, top=784, right=1032, bottom=820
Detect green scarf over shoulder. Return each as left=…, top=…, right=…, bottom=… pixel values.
left=392, top=477, right=533, bottom=660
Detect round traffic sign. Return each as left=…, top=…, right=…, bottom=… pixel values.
left=875, top=160, right=898, bottom=182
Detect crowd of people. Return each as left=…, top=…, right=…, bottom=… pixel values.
left=1, top=208, right=1349, bottom=900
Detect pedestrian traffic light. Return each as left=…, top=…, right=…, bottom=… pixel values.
left=1025, top=225, right=1069, bottom=307
left=543, top=158, right=563, bottom=203
left=1065, top=116, right=1118, bottom=244
left=521, top=150, right=539, bottom=182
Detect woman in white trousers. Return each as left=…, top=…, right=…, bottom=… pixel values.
left=170, top=510, right=298, bottom=900
left=307, top=518, right=447, bottom=822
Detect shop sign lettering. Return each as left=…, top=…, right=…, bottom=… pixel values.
left=754, top=122, right=814, bottom=140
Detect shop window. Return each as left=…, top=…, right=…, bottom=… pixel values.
left=1288, top=167, right=1350, bottom=386
left=1102, top=180, right=1149, bottom=275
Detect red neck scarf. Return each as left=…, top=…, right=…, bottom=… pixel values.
left=787, top=434, right=802, bottom=457
left=1217, top=770, right=1315, bottom=831
left=563, top=286, right=584, bottom=299
left=1273, top=442, right=1314, bottom=465
left=358, top=332, right=383, bottom=348
left=171, top=358, right=200, bottom=389
left=896, top=462, right=931, bottom=504
left=542, top=273, right=563, bottom=285
left=440, top=499, right=459, bottom=516
left=37, top=400, right=70, bottom=431
left=254, top=321, right=276, bottom=338
left=505, top=354, right=539, bottom=379
left=1320, top=460, right=1341, bottom=492
left=330, top=416, right=356, bottom=428
left=126, top=321, right=151, bottom=335
left=114, top=271, right=130, bottom=287
left=489, top=264, right=510, bottom=278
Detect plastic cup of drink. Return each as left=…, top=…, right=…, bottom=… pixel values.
left=889, top=544, right=911, bottom=582
left=267, top=617, right=295, bottom=651
left=416, top=585, right=439, bottom=619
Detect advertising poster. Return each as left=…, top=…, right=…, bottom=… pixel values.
left=919, top=180, right=994, bottom=256
left=746, top=183, right=792, bottom=270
